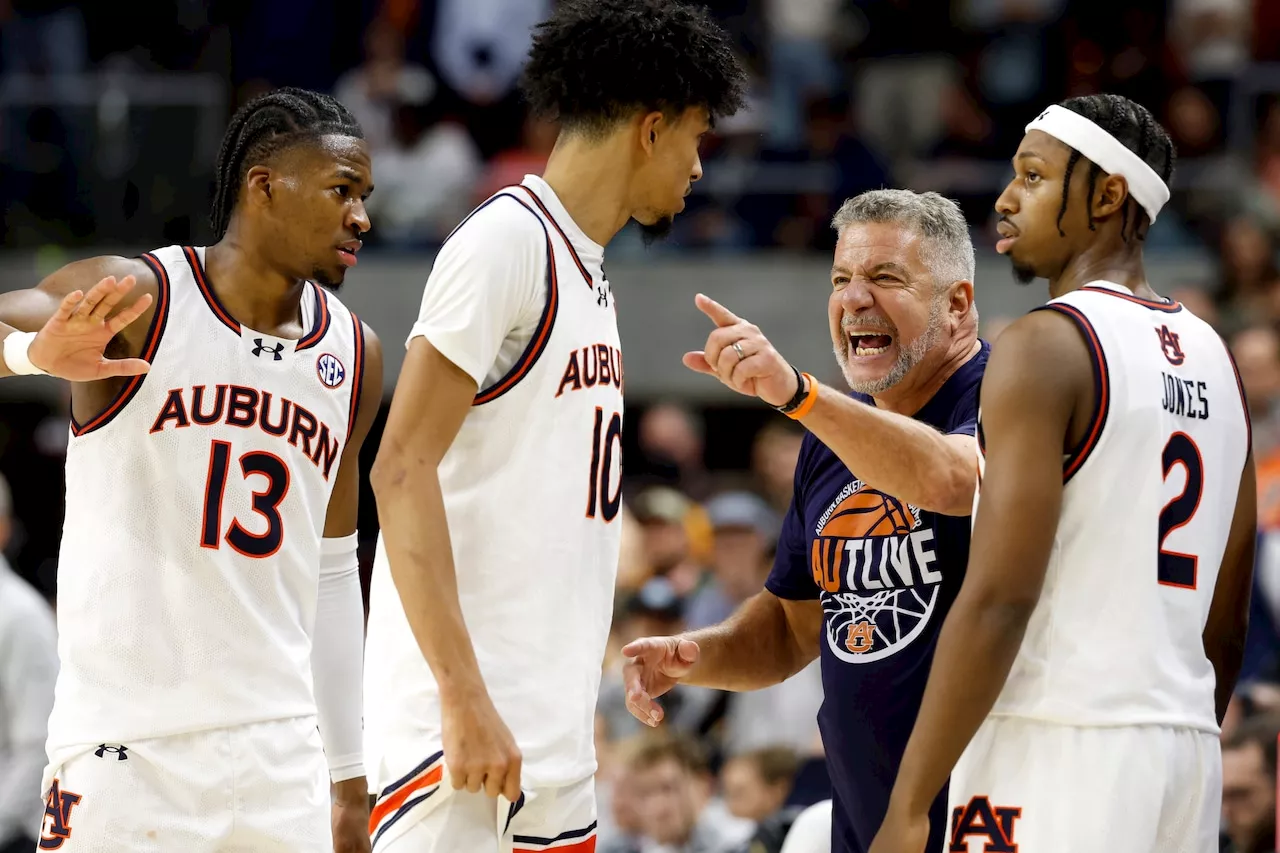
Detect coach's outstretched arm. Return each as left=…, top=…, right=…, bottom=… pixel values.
left=624, top=586, right=822, bottom=726
left=370, top=338, right=523, bottom=803
left=869, top=310, right=1083, bottom=853
left=314, top=325, right=383, bottom=853
left=0, top=256, right=156, bottom=380
left=684, top=295, right=976, bottom=516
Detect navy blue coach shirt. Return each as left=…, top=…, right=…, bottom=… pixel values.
left=765, top=341, right=989, bottom=853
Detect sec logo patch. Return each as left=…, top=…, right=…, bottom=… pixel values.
left=317, top=353, right=346, bottom=388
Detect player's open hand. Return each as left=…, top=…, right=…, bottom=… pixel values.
left=27, top=275, right=153, bottom=381
left=621, top=635, right=699, bottom=727
left=441, top=689, right=523, bottom=802
left=868, top=807, right=930, bottom=853
left=683, top=293, right=798, bottom=408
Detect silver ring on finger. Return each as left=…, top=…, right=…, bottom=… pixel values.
left=732, top=341, right=747, bottom=361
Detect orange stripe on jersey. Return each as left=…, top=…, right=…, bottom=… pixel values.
left=71, top=252, right=172, bottom=437
left=346, top=312, right=365, bottom=442
left=1081, top=284, right=1182, bottom=313
left=183, top=246, right=241, bottom=333
left=296, top=283, right=331, bottom=351
left=513, top=184, right=593, bottom=289
left=473, top=195, right=560, bottom=406
left=1032, top=303, right=1110, bottom=483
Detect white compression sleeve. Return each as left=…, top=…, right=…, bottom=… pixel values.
left=312, top=533, right=365, bottom=783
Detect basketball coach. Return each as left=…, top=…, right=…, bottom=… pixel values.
left=623, top=189, right=987, bottom=853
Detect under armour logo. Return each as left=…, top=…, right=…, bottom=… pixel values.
left=94, top=744, right=128, bottom=760
left=252, top=338, right=285, bottom=361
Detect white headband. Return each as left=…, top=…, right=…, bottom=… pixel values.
left=1025, top=104, right=1170, bottom=224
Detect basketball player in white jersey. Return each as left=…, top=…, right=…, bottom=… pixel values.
left=871, top=94, right=1256, bottom=853
left=362, top=1, right=745, bottom=850
left=0, top=88, right=382, bottom=852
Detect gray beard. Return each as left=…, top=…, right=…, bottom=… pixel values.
left=835, top=297, right=945, bottom=395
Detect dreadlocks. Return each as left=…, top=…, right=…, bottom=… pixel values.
left=209, top=88, right=364, bottom=240
left=1053, top=94, right=1176, bottom=242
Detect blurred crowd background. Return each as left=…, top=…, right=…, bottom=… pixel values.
left=3, top=0, right=1280, bottom=851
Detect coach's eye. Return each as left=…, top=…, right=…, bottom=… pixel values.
left=334, top=185, right=350, bottom=197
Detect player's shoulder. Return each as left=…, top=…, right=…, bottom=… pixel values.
left=445, top=188, right=548, bottom=251
left=38, top=253, right=160, bottom=301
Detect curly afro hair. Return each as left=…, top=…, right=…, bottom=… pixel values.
left=520, top=0, right=747, bottom=135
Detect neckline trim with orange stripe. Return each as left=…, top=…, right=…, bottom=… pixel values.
left=1079, top=282, right=1182, bottom=313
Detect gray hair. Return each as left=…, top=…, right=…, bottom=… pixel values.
left=830, top=190, right=976, bottom=291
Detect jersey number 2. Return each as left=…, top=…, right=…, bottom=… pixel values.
left=1158, top=432, right=1203, bottom=589
left=586, top=407, right=623, bottom=522
left=201, top=440, right=291, bottom=558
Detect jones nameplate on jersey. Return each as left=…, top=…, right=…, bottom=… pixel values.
left=1161, top=372, right=1209, bottom=421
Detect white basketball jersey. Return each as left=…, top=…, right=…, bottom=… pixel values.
left=978, top=282, right=1249, bottom=734
left=48, top=245, right=366, bottom=754
left=364, top=181, right=624, bottom=790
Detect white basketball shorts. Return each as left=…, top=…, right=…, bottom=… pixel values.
left=946, top=715, right=1221, bottom=853
left=368, top=752, right=597, bottom=853
left=38, top=716, right=330, bottom=852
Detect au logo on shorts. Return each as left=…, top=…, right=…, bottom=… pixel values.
left=40, top=779, right=82, bottom=850
left=316, top=353, right=346, bottom=389
left=949, top=795, right=1020, bottom=852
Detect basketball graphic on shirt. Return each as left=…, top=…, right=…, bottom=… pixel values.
left=813, top=479, right=941, bottom=664
left=822, top=489, right=917, bottom=538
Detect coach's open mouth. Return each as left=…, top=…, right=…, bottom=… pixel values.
left=848, top=333, right=893, bottom=357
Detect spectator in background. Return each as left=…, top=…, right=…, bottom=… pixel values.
left=751, top=422, right=804, bottom=515
left=685, top=491, right=780, bottom=631
left=627, top=735, right=754, bottom=853
left=629, top=487, right=709, bottom=597
left=635, top=403, right=715, bottom=501
left=471, top=111, right=559, bottom=203
left=0, top=473, right=58, bottom=853
left=1215, top=216, right=1280, bottom=335
left=761, top=0, right=842, bottom=151
left=720, top=748, right=799, bottom=824
left=1221, top=714, right=1280, bottom=853
left=364, top=96, right=482, bottom=246
left=334, top=17, right=437, bottom=152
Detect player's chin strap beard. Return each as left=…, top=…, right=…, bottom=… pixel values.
left=1025, top=105, right=1169, bottom=224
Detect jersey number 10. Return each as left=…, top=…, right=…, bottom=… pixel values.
left=201, top=440, right=290, bottom=558
left=586, top=407, right=623, bottom=523
left=1158, top=431, right=1203, bottom=590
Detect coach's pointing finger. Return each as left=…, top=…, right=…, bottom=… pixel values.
left=695, top=293, right=741, bottom=327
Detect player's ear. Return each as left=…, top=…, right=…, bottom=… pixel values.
left=1093, top=173, right=1128, bottom=220
left=244, top=165, right=273, bottom=209
left=639, top=111, right=664, bottom=155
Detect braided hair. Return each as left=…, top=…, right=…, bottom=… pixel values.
left=1053, top=94, right=1176, bottom=242
left=209, top=88, right=364, bottom=240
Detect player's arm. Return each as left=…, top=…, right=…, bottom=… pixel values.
left=369, top=198, right=542, bottom=801
left=881, top=310, right=1085, bottom=822
left=0, top=255, right=156, bottom=380
left=1204, top=448, right=1258, bottom=725
left=313, top=324, right=383, bottom=828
